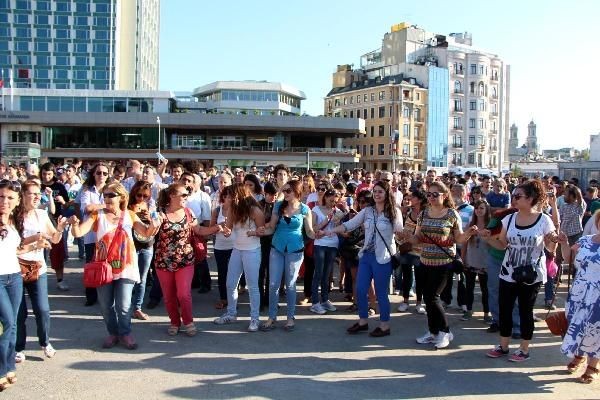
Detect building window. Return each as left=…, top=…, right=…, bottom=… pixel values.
left=36, top=28, right=50, bottom=38
left=378, top=125, right=384, bottom=137
left=15, top=13, right=29, bottom=23
left=356, top=145, right=360, bottom=155
left=403, top=106, right=410, bottom=118
left=75, top=16, right=88, bottom=26
left=75, top=30, right=90, bottom=40
left=468, top=153, right=475, bottom=164
left=15, top=41, right=29, bottom=51
left=56, top=29, right=70, bottom=39
left=414, top=127, right=419, bottom=139
left=343, top=97, right=348, bottom=105
left=94, top=57, right=109, bottom=67
left=36, top=1, right=50, bottom=10
left=492, top=86, right=498, bottom=98
left=478, top=99, right=486, bottom=111
left=469, top=118, right=476, bottom=129
left=75, top=43, right=88, bottom=53
left=56, top=1, right=71, bottom=11
left=379, top=90, right=385, bottom=100
left=54, top=15, right=69, bottom=25
left=454, top=80, right=462, bottom=93
left=35, top=42, right=49, bottom=52
left=349, top=96, right=353, bottom=105
left=469, top=135, right=476, bottom=145
left=74, top=70, right=87, bottom=80
left=54, top=69, right=68, bottom=79
left=454, top=99, right=462, bottom=112
left=378, top=144, right=385, bottom=155
left=469, top=100, right=476, bottom=111
left=15, top=27, right=31, bottom=38
left=470, top=64, right=477, bottom=74
left=470, top=82, right=475, bottom=94
left=36, top=55, right=50, bottom=65
left=34, top=69, right=49, bottom=79
left=370, top=126, right=374, bottom=137
left=95, top=30, right=109, bottom=40
left=357, top=109, right=361, bottom=119
left=76, top=2, right=90, bottom=12
left=479, top=119, right=485, bottom=129
left=356, top=95, right=361, bottom=104
left=370, top=108, right=375, bottom=119
left=402, top=144, right=409, bottom=155
left=15, top=0, right=31, bottom=10
left=370, top=144, right=374, bottom=156
left=414, top=146, right=419, bottom=157
left=370, top=93, right=375, bottom=102
left=16, top=55, right=30, bottom=65
left=478, top=82, right=485, bottom=96
left=416, top=92, right=420, bottom=100
left=403, top=124, right=410, bottom=137
left=56, top=56, right=70, bottom=66
left=378, top=106, right=385, bottom=118
left=453, top=117, right=461, bottom=129
left=479, top=65, right=485, bottom=75
left=35, top=14, right=48, bottom=24
left=349, top=110, right=353, bottom=118
left=363, top=94, right=368, bottom=102
left=362, top=145, right=367, bottom=155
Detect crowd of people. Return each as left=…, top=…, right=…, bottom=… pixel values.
left=1, top=158, right=600, bottom=390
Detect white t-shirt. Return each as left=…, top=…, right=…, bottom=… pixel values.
left=232, top=218, right=260, bottom=251
left=313, top=206, right=342, bottom=248
left=20, top=209, right=52, bottom=275
left=500, top=212, right=554, bottom=284
left=214, top=206, right=234, bottom=250
left=0, top=225, right=21, bottom=275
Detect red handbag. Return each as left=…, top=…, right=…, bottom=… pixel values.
left=184, top=208, right=207, bottom=262
left=83, top=212, right=124, bottom=288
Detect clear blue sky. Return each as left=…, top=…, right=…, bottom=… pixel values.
left=159, top=0, right=599, bottom=151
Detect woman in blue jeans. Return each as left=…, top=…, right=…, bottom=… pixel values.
left=0, top=180, right=49, bottom=390
left=328, top=180, right=403, bottom=337
left=310, top=188, right=344, bottom=315
left=127, top=181, right=155, bottom=320
left=257, top=179, right=315, bottom=331
left=15, top=180, right=68, bottom=363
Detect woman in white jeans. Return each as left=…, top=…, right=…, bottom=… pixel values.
left=213, top=183, right=265, bottom=332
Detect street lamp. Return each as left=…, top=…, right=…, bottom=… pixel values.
left=156, top=116, right=166, bottom=163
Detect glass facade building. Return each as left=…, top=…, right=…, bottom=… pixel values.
left=426, top=66, right=449, bottom=168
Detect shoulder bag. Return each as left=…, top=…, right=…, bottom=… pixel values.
left=420, top=230, right=465, bottom=273
left=83, top=211, right=124, bottom=288
left=19, top=211, right=43, bottom=283
left=373, top=209, right=402, bottom=270
left=545, top=254, right=572, bottom=337
left=507, top=214, right=542, bottom=284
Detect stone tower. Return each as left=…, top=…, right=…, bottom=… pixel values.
left=509, top=123, right=519, bottom=152
left=526, top=120, right=538, bottom=155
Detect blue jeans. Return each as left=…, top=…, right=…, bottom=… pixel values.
left=486, top=254, right=520, bottom=334
left=268, top=248, right=303, bottom=321
left=17, top=272, right=50, bottom=351
left=311, top=245, right=338, bottom=304
left=96, top=278, right=135, bottom=336
left=132, top=248, right=153, bottom=311
left=0, top=273, right=23, bottom=378
left=357, top=251, right=392, bottom=322
left=226, top=248, right=261, bottom=320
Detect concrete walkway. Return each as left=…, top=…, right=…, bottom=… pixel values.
left=6, top=254, right=598, bottom=399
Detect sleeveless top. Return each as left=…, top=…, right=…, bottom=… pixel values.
left=214, top=205, right=234, bottom=250
left=0, top=224, right=20, bottom=275
left=154, top=208, right=195, bottom=272
left=20, top=209, right=51, bottom=275
left=232, top=217, right=260, bottom=250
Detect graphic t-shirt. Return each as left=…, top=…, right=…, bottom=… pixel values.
left=500, top=212, right=554, bottom=284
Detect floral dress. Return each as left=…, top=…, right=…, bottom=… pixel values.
left=561, top=235, right=600, bottom=358
left=154, top=209, right=195, bottom=272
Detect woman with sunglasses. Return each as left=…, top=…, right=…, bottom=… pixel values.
left=213, top=183, right=265, bottom=332
left=256, top=179, right=316, bottom=331
left=14, top=181, right=68, bottom=364
left=80, top=162, right=111, bottom=306
left=309, top=188, right=345, bottom=315
left=469, top=186, right=483, bottom=206
left=0, top=180, right=49, bottom=391
left=71, top=183, right=161, bottom=350
left=128, top=181, right=155, bottom=321
left=403, top=181, right=476, bottom=349
left=154, top=183, right=227, bottom=337
left=327, top=180, right=403, bottom=337
left=483, top=180, right=557, bottom=362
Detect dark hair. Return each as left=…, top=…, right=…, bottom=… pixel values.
left=321, top=188, right=338, bottom=206
left=84, top=161, right=110, bottom=189
left=113, top=164, right=126, bottom=175
left=469, top=199, right=491, bottom=228
left=263, top=181, right=277, bottom=196
left=372, top=180, right=397, bottom=221
left=515, top=179, right=546, bottom=207
left=158, top=183, right=186, bottom=209
left=428, top=181, right=456, bottom=209
left=273, top=164, right=290, bottom=178
left=128, top=181, right=152, bottom=208
left=40, top=162, right=55, bottom=173
left=333, top=181, right=346, bottom=191
left=278, top=179, right=303, bottom=217
left=356, top=190, right=374, bottom=210
left=410, top=189, right=428, bottom=209
left=243, top=173, right=263, bottom=196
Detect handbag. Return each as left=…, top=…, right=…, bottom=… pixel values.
left=184, top=208, right=207, bottom=262
left=83, top=211, right=124, bottom=288
left=19, top=258, right=42, bottom=283
left=373, top=210, right=402, bottom=269
left=545, top=255, right=572, bottom=338
left=420, top=230, right=464, bottom=273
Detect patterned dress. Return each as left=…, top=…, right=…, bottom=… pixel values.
left=561, top=235, right=600, bottom=358
left=154, top=209, right=195, bottom=272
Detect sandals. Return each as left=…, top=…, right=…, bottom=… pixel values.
left=132, top=309, right=149, bottom=320
left=580, top=365, right=600, bottom=384
left=167, top=325, right=179, bottom=336
left=283, top=323, right=295, bottom=332
left=260, top=319, right=276, bottom=331
left=6, top=372, right=16, bottom=384
left=182, top=323, right=197, bottom=337
left=0, top=377, right=9, bottom=392
left=215, top=300, right=228, bottom=310
left=568, top=355, right=586, bottom=374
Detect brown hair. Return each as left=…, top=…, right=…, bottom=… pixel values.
left=157, top=183, right=186, bottom=209
left=516, top=179, right=546, bottom=207
left=372, top=180, right=397, bottom=221
left=229, top=183, right=259, bottom=225
left=278, top=179, right=303, bottom=217
left=429, top=181, right=456, bottom=209
left=128, top=181, right=152, bottom=208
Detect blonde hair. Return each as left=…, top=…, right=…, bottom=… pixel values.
left=104, top=182, right=129, bottom=210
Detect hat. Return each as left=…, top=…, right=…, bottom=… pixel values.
left=380, top=171, right=393, bottom=182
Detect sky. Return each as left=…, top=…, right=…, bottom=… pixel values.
left=159, top=0, right=600, bottom=151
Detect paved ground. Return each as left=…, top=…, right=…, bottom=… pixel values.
left=6, top=248, right=599, bottom=399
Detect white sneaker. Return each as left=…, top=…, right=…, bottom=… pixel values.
left=247, top=319, right=259, bottom=332
left=310, top=303, right=326, bottom=315
left=321, top=300, right=337, bottom=312
left=416, top=331, right=436, bottom=344
left=393, top=289, right=400, bottom=296
left=57, top=281, right=69, bottom=291
left=213, top=314, right=237, bottom=325
left=42, top=343, right=56, bottom=358
left=416, top=304, right=427, bottom=314
left=15, top=351, right=26, bottom=363
left=397, top=302, right=409, bottom=312
left=434, top=331, right=454, bottom=349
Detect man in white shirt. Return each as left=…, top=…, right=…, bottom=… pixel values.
left=122, top=159, right=143, bottom=192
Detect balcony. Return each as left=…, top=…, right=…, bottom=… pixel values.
left=491, top=76, right=499, bottom=81
left=453, top=107, right=463, bottom=113
left=490, top=112, right=499, bottom=117
left=453, top=89, right=464, bottom=95
left=452, top=143, right=463, bottom=149
left=451, top=126, right=464, bottom=132
left=490, top=129, right=498, bottom=135
left=489, top=146, right=498, bottom=152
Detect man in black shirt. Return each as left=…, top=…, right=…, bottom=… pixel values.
left=41, top=163, right=70, bottom=291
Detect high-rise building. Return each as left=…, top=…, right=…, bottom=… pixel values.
left=325, top=23, right=509, bottom=172
left=0, top=0, right=159, bottom=92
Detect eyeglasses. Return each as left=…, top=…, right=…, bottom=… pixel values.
left=103, top=192, right=120, bottom=198
left=135, top=193, right=150, bottom=199
left=282, top=188, right=293, bottom=194
left=426, top=192, right=441, bottom=198
left=95, top=171, right=109, bottom=176
left=318, top=187, right=327, bottom=192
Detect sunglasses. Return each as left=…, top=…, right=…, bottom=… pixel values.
left=426, top=192, right=442, bottom=198
left=95, top=171, right=109, bottom=176
left=0, top=179, right=21, bottom=191
left=282, top=188, right=293, bottom=194
left=317, top=187, right=327, bottom=192
left=103, top=192, right=120, bottom=198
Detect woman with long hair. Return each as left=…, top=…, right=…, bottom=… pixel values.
left=397, top=189, right=428, bottom=314
left=127, top=181, right=155, bottom=320
left=154, top=183, right=226, bottom=337
left=80, top=161, right=111, bottom=306
left=210, top=185, right=234, bottom=310
left=256, top=179, right=316, bottom=331
left=403, top=181, right=475, bottom=349
left=0, top=180, right=49, bottom=391
left=71, top=182, right=161, bottom=350
left=461, top=199, right=492, bottom=322
left=302, top=175, right=318, bottom=205
left=258, top=182, right=277, bottom=311
left=243, top=174, right=264, bottom=202
left=213, top=183, right=265, bottom=332
left=14, top=181, right=68, bottom=363
left=328, top=180, right=403, bottom=337
left=483, top=180, right=557, bottom=362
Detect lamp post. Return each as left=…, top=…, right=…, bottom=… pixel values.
left=156, top=116, right=161, bottom=153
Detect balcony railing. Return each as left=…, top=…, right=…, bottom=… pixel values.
left=489, top=146, right=498, bottom=151
left=491, top=76, right=499, bottom=81
left=453, top=108, right=463, bottom=113
left=454, top=89, right=464, bottom=94
left=452, top=143, right=463, bottom=148
left=453, top=70, right=464, bottom=76
left=452, top=126, right=464, bottom=131
left=490, top=112, right=499, bottom=116
left=490, top=129, right=498, bottom=135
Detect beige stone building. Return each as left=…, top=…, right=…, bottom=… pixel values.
left=324, top=65, right=428, bottom=171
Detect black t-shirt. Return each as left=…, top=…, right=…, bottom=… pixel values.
left=41, top=180, right=70, bottom=219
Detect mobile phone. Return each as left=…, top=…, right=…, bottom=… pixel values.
left=150, top=210, right=158, bottom=220
left=546, top=191, right=555, bottom=197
